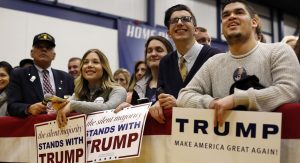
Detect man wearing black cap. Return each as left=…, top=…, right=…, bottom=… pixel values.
left=7, top=32, right=74, bottom=117
left=19, top=58, right=34, bottom=68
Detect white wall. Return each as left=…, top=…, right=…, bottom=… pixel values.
left=59, top=0, right=147, bottom=22
left=0, top=7, right=118, bottom=72
left=45, top=0, right=297, bottom=43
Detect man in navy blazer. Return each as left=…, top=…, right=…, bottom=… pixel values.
left=149, top=4, right=221, bottom=123
left=7, top=33, right=74, bottom=117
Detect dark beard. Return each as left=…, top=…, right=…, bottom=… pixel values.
left=225, top=33, right=244, bottom=45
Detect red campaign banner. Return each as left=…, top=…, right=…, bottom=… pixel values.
left=0, top=103, right=300, bottom=163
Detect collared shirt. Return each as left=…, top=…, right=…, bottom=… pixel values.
left=177, top=42, right=203, bottom=72
left=35, top=65, right=56, bottom=95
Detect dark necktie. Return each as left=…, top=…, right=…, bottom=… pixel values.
left=42, top=70, right=54, bottom=95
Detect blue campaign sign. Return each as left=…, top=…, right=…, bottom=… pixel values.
left=117, top=19, right=171, bottom=73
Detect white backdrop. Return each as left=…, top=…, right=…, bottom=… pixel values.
left=0, top=7, right=119, bottom=72
left=59, top=0, right=147, bottom=22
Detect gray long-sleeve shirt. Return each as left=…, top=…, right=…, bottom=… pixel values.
left=177, top=42, right=300, bottom=111
left=69, top=86, right=127, bottom=114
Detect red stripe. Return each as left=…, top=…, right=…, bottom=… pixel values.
left=143, top=108, right=172, bottom=135
left=276, top=103, right=300, bottom=139
left=42, top=70, right=54, bottom=94
left=0, top=114, right=56, bottom=137
left=0, top=104, right=299, bottom=138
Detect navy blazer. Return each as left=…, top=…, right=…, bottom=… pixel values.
left=158, top=45, right=221, bottom=98
left=7, top=66, right=74, bottom=117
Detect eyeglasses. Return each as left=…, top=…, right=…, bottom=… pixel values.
left=169, top=16, right=193, bottom=25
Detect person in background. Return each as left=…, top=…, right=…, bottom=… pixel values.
left=294, top=31, right=300, bottom=62
left=68, top=57, right=81, bottom=79
left=177, top=0, right=300, bottom=126
left=149, top=4, right=221, bottom=123
left=135, top=61, right=147, bottom=81
left=7, top=32, right=74, bottom=117
left=281, top=35, right=298, bottom=49
left=195, top=26, right=212, bottom=45
left=254, top=14, right=266, bottom=43
left=115, top=36, right=173, bottom=111
left=19, top=58, right=34, bottom=68
left=127, top=60, right=147, bottom=103
left=128, top=61, right=147, bottom=90
left=0, top=61, right=13, bottom=116
left=56, top=49, right=127, bottom=128
left=113, top=68, right=131, bottom=90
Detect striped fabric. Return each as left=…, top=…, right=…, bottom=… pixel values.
left=0, top=104, right=299, bottom=163
left=42, top=70, right=54, bottom=95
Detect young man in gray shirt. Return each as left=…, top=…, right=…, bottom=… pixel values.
left=177, top=0, right=300, bottom=126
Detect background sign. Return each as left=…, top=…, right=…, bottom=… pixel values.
left=117, top=19, right=171, bottom=73
left=35, top=114, right=86, bottom=163
left=86, top=103, right=151, bottom=162
left=171, top=108, right=282, bottom=163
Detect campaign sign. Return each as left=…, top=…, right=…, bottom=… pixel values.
left=35, top=114, right=86, bottom=163
left=171, top=108, right=282, bottom=163
left=86, top=103, right=151, bottom=162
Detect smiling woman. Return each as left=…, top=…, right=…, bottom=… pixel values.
left=114, top=36, right=173, bottom=113
left=0, top=61, right=13, bottom=116
left=56, top=49, right=127, bottom=128
left=130, top=36, right=173, bottom=105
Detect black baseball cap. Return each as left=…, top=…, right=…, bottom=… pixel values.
left=19, top=58, right=34, bottom=67
left=32, top=33, right=56, bottom=47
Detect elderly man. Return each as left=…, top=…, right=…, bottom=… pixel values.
left=7, top=32, right=74, bottom=117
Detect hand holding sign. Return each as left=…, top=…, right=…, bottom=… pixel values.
left=56, top=102, right=71, bottom=128
left=210, top=95, right=234, bottom=127
left=114, top=102, right=132, bottom=113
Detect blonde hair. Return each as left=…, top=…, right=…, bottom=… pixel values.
left=281, top=35, right=298, bottom=44
left=254, top=14, right=266, bottom=43
left=113, top=68, right=131, bottom=89
left=74, top=49, right=117, bottom=101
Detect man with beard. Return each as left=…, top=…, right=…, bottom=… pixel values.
left=7, top=33, right=74, bottom=117
left=177, top=0, right=300, bottom=126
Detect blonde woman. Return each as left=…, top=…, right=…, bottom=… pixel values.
left=57, top=49, right=126, bottom=127
left=113, top=68, right=131, bottom=90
